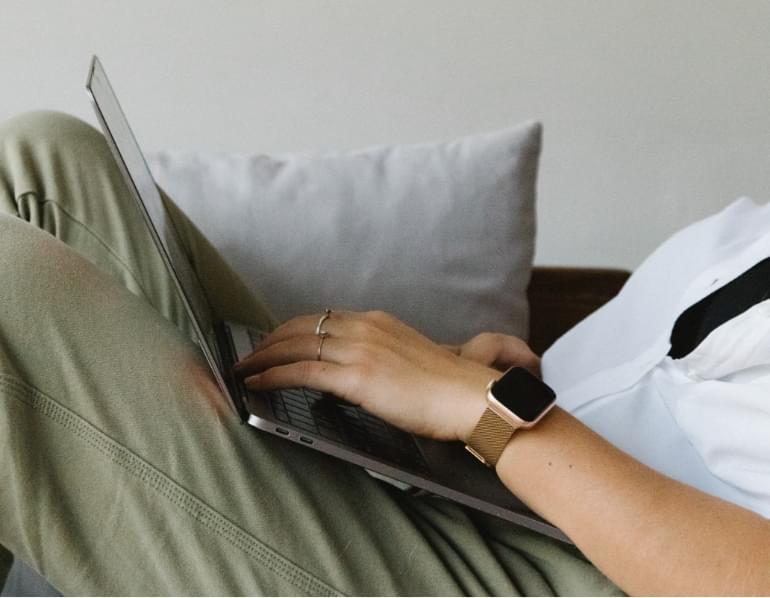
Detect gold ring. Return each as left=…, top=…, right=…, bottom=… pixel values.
left=315, top=308, right=332, bottom=337
left=317, top=334, right=328, bottom=361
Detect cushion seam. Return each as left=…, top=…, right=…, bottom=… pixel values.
left=0, top=374, right=342, bottom=596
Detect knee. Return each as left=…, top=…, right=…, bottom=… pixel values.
left=0, top=110, right=104, bottom=159
left=0, top=111, right=119, bottom=219
left=0, top=110, right=101, bottom=145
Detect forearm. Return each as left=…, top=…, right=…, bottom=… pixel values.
left=495, top=407, right=770, bottom=595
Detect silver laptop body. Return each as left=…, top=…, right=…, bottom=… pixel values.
left=85, top=55, right=567, bottom=543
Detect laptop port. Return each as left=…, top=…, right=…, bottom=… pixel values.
left=299, top=436, right=313, bottom=445
left=276, top=427, right=290, bottom=435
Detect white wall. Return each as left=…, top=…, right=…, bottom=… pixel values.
left=2, top=0, right=769, bottom=269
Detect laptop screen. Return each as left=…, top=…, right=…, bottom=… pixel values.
left=85, top=56, right=234, bottom=406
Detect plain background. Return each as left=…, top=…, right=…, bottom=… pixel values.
left=1, top=0, right=769, bottom=269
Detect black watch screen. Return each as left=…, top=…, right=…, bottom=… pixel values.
left=491, top=367, right=556, bottom=423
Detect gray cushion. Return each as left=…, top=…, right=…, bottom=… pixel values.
left=147, top=121, right=541, bottom=344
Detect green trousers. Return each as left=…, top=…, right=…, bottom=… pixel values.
left=0, top=111, right=620, bottom=596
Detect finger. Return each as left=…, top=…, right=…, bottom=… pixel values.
left=459, top=334, right=502, bottom=366
left=237, top=311, right=347, bottom=363
left=441, top=344, right=461, bottom=356
left=458, top=333, right=539, bottom=372
left=244, top=361, right=360, bottom=404
left=234, top=335, right=348, bottom=377
left=255, top=315, right=321, bottom=349
left=493, top=337, right=541, bottom=374
left=265, top=309, right=359, bottom=345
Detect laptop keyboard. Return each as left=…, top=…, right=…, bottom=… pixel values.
left=247, top=328, right=428, bottom=472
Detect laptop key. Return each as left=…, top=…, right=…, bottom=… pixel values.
left=272, top=406, right=290, bottom=423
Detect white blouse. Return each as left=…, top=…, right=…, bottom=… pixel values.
left=542, top=197, right=770, bottom=519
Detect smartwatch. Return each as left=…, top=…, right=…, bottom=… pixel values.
left=465, top=366, right=557, bottom=467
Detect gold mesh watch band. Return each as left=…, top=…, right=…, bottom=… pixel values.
left=464, top=407, right=515, bottom=467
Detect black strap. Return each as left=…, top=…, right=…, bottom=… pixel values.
left=668, top=257, right=770, bottom=358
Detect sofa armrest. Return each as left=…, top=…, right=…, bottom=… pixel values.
left=527, top=266, right=631, bottom=355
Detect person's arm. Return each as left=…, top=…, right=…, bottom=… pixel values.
left=234, top=310, right=770, bottom=595
left=493, top=406, right=770, bottom=596
left=445, top=331, right=770, bottom=594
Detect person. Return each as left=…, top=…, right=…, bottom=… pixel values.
left=0, top=111, right=767, bottom=596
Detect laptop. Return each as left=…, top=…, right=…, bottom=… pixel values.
left=85, top=55, right=568, bottom=543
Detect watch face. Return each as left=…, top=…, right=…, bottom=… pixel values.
left=491, top=367, right=556, bottom=424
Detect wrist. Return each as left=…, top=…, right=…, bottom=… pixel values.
left=462, top=366, right=558, bottom=467
left=455, top=367, right=500, bottom=444
left=494, top=405, right=562, bottom=476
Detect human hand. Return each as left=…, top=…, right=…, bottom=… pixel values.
left=233, top=310, right=499, bottom=443
left=443, top=333, right=541, bottom=376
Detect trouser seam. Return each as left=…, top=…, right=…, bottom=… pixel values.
left=0, top=374, right=342, bottom=596
left=15, top=192, right=153, bottom=303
